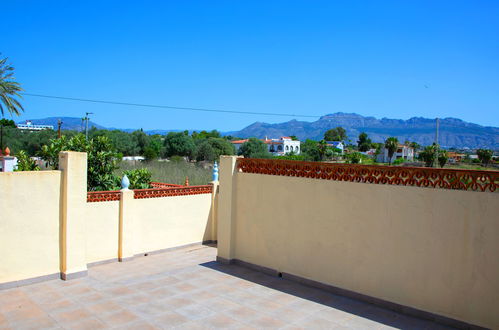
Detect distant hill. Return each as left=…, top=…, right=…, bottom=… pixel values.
left=230, top=113, right=499, bottom=149
left=19, top=114, right=499, bottom=149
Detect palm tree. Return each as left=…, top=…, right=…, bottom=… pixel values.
left=0, top=55, right=24, bottom=118
left=384, top=137, right=399, bottom=165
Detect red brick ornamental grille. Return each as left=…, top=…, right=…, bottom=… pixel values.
left=133, top=185, right=213, bottom=199
left=87, top=190, right=121, bottom=202
left=237, top=158, right=499, bottom=193
left=150, top=182, right=184, bottom=188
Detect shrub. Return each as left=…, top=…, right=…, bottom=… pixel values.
left=39, top=134, right=120, bottom=191
left=14, top=150, right=39, bottom=171
left=123, top=168, right=152, bottom=189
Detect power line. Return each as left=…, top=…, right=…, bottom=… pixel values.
left=21, top=93, right=320, bottom=118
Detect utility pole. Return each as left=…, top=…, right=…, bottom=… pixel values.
left=85, top=112, right=93, bottom=140
left=57, top=119, right=63, bottom=139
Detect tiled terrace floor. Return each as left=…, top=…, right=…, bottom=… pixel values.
left=0, top=245, right=454, bottom=329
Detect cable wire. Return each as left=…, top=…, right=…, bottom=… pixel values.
left=22, top=93, right=320, bottom=118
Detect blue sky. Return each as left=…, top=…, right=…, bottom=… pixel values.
left=3, top=1, right=499, bottom=130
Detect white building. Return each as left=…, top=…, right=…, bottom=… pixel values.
left=232, top=137, right=301, bottom=156
left=17, top=120, right=54, bottom=131
left=325, top=141, right=344, bottom=154
left=376, top=144, right=414, bottom=163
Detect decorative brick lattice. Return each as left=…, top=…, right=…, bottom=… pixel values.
left=133, top=185, right=213, bottom=199
left=150, top=182, right=184, bottom=188
left=237, top=158, right=499, bottom=193
left=87, top=191, right=121, bottom=202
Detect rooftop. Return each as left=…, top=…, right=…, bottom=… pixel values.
left=0, top=245, right=453, bottom=329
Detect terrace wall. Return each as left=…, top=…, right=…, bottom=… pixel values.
left=0, top=170, right=61, bottom=286
left=217, top=156, right=499, bottom=329
left=0, top=151, right=217, bottom=288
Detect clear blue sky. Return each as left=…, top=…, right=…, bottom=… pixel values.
left=3, top=0, right=499, bottom=130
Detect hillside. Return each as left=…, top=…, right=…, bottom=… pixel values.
left=19, top=114, right=499, bottom=149
left=231, top=113, right=499, bottom=149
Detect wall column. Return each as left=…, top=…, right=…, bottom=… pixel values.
left=216, top=156, right=240, bottom=264
left=119, top=189, right=135, bottom=261
left=59, top=151, right=88, bottom=280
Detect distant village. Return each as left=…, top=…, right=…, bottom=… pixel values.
left=1, top=119, right=496, bottom=173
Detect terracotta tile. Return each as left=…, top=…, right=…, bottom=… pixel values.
left=199, top=314, right=239, bottom=328
left=201, top=296, right=241, bottom=312
left=86, top=300, right=123, bottom=314
left=61, top=317, right=107, bottom=330
left=98, top=309, right=139, bottom=327
left=76, top=292, right=105, bottom=304
left=114, top=319, right=159, bottom=330
left=248, top=315, right=287, bottom=328
left=161, top=297, right=195, bottom=309
left=226, top=306, right=260, bottom=322
left=50, top=307, right=93, bottom=323
left=151, top=311, right=189, bottom=328
left=4, top=302, right=45, bottom=321
left=176, top=303, right=215, bottom=320
left=38, top=298, right=75, bottom=313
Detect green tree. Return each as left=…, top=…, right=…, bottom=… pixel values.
left=438, top=150, right=448, bottom=168
left=143, top=138, right=163, bottom=160
left=0, top=55, right=24, bottom=117
left=39, top=134, right=120, bottom=191
left=196, top=141, right=216, bottom=161
left=384, top=137, right=399, bottom=165
left=14, top=150, right=39, bottom=171
left=196, top=137, right=235, bottom=161
left=324, top=127, right=347, bottom=141
left=300, top=139, right=321, bottom=161
left=476, top=149, right=493, bottom=167
left=238, top=138, right=271, bottom=158
left=357, top=132, right=372, bottom=152
left=164, top=132, right=196, bottom=159
left=410, top=141, right=421, bottom=151
left=419, top=145, right=438, bottom=167
left=0, top=118, right=16, bottom=128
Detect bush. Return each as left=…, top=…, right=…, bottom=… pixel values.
left=14, top=150, right=39, bottom=171
left=39, top=134, right=120, bottom=191
left=122, top=168, right=152, bottom=189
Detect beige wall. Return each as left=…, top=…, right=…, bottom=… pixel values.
left=133, top=194, right=213, bottom=254
left=85, top=201, right=119, bottom=264
left=1, top=150, right=217, bottom=288
left=218, top=159, right=499, bottom=329
left=0, top=171, right=61, bottom=284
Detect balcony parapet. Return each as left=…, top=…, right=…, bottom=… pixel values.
left=237, top=158, right=499, bottom=193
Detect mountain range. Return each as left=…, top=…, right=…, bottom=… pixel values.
left=19, top=113, right=499, bottom=149
left=230, top=113, right=498, bottom=149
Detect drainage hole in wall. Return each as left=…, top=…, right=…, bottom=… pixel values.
left=278, top=272, right=283, bottom=278
left=144, top=253, right=149, bottom=256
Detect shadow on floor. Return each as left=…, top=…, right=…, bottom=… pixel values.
left=200, top=260, right=456, bottom=330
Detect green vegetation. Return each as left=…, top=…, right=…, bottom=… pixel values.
left=238, top=138, right=271, bottom=158
left=324, top=127, right=347, bottom=141
left=438, top=151, right=448, bottom=168
left=357, top=132, right=372, bottom=152
left=477, top=149, right=493, bottom=167
left=384, top=137, right=399, bottom=165
left=419, top=144, right=438, bottom=167
left=14, top=150, right=39, bottom=171
left=122, top=168, right=152, bottom=189
left=0, top=55, right=24, bottom=118
left=40, top=134, right=120, bottom=191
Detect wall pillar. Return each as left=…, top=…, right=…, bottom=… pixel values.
left=216, top=156, right=240, bottom=263
left=59, top=151, right=88, bottom=280
left=119, top=189, right=135, bottom=261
